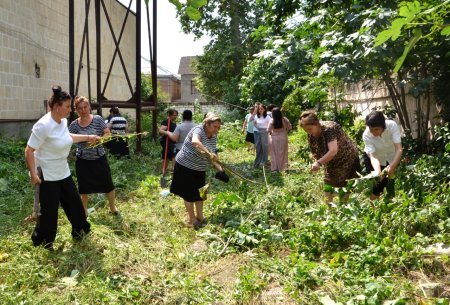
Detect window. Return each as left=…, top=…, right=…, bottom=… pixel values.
left=190, top=80, right=198, bottom=95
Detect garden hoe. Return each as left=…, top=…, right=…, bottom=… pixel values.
left=160, top=117, right=171, bottom=188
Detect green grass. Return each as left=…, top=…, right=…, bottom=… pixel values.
left=1, top=123, right=450, bottom=304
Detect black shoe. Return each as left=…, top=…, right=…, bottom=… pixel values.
left=198, top=218, right=208, bottom=228
left=215, top=171, right=229, bottom=183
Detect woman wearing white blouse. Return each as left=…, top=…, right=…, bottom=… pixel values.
left=25, top=86, right=96, bottom=249
left=363, top=111, right=403, bottom=200
left=250, top=104, right=271, bottom=167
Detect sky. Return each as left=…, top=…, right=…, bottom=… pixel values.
left=119, top=0, right=210, bottom=75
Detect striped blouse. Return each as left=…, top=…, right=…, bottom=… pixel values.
left=109, top=115, right=127, bottom=134
left=69, top=115, right=107, bottom=160
left=175, top=125, right=217, bottom=171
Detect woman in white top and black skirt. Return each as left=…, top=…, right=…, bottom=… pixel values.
left=170, top=112, right=223, bottom=229
left=25, top=86, right=93, bottom=249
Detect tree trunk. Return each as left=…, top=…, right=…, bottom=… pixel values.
left=383, top=74, right=405, bottom=128
left=397, top=72, right=411, bottom=130
left=229, top=0, right=243, bottom=76
left=382, top=73, right=411, bottom=131
left=416, top=95, right=422, bottom=141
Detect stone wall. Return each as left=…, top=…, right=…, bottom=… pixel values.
left=0, top=0, right=136, bottom=135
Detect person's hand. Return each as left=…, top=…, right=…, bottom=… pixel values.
left=30, top=173, right=41, bottom=186
left=311, top=161, right=321, bottom=172
left=214, top=163, right=224, bottom=172
left=209, top=153, right=219, bottom=163
left=88, top=135, right=100, bottom=144
left=385, top=165, right=396, bottom=177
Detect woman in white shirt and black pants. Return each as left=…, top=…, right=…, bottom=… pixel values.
left=25, top=86, right=94, bottom=249
left=363, top=111, right=403, bottom=201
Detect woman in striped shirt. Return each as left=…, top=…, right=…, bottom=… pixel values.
left=107, top=107, right=130, bottom=158
left=69, top=96, right=119, bottom=216
left=170, top=112, right=223, bottom=229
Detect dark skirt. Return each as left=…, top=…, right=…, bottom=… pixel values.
left=107, top=137, right=130, bottom=158
left=160, top=139, right=177, bottom=160
left=245, top=132, right=255, bottom=144
left=76, top=155, right=115, bottom=194
left=170, top=162, right=206, bottom=202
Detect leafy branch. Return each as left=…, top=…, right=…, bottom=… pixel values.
left=374, top=0, right=450, bottom=72
left=88, top=132, right=149, bottom=148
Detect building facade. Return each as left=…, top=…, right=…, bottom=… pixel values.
left=177, top=56, right=201, bottom=103
left=0, top=0, right=136, bottom=136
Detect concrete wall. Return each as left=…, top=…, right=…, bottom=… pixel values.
left=0, top=0, right=136, bottom=135
left=167, top=102, right=227, bottom=116
left=74, top=0, right=136, bottom=103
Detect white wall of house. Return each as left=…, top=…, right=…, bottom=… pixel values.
left=340, top=80, right=440, bottom=137
left=0, top=0, right=136, bottom=127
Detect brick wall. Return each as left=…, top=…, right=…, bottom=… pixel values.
left=0, top=0, right=136, bottom=129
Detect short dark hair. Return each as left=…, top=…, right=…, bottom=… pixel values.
left=182, top=109, right=193, bottom=121
left=365, top=111, right=386, bottom=129
left=168, top=109, right=178, bottom=116
left=110, top=107, right=120, bottom=115
left=268, top=104, right=276, bottom=111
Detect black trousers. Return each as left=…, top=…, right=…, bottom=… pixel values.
left=31, top=175, right=90, bottom=248
left=363, top=153, right=395, bottom=197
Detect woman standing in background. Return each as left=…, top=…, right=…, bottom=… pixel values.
left=268, top=108, right=292, bottom=172
left=107, top=107, right=130, bottom=158
left=250, top=104, right=271, bottom=168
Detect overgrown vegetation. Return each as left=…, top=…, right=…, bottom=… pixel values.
left=176, top=0, right=450, bottom=149
left=1, top=112, right=450, bottom=304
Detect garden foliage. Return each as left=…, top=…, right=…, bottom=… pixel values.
left=1, top=114, right=450, bottom=303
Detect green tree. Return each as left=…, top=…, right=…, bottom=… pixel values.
left=239, top=0, right=449, bottom=147
left=177, top=0, right=265, bottom=105
left=141, top=73, right=168, bottom=103
left=375, top=0, right=450, bottom=123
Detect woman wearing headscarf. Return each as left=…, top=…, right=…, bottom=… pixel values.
left=170, top=112, right=223, bottom=229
